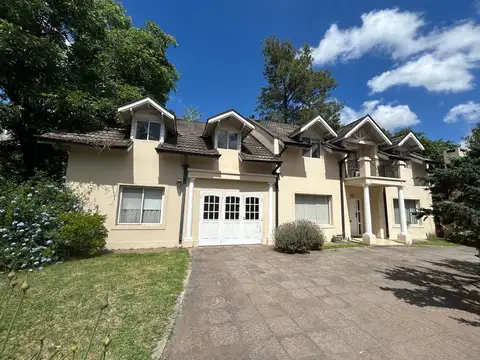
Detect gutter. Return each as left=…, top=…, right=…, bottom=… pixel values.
left=178, top=155, right=189, bottom=245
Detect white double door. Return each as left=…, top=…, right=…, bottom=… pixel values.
left=198, top=191, right=262, bottom=246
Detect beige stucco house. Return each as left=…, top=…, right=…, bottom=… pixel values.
left=39, top=97, right=435, bottom=249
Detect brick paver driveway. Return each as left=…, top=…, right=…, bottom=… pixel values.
left=163, top=245, right=480, bottom=359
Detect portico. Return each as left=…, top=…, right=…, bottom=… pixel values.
left=344, top=156, right=412, bottom=245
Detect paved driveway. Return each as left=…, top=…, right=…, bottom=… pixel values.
left=162, top=245, right=480, bottom=360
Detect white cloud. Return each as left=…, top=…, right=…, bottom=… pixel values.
left=311, top=9, right=480, bottom=93
left=367, top=54, right=475, bottom=93
left=444, top=101, right=480, bottom=123
left=341, top=99, right=420, bottom=131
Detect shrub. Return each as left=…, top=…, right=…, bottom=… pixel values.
left=0, top=177, right=107, bottom=270
left=53, top=213, right=107, bottom=258
left=274, top=220, right=325, bottom=254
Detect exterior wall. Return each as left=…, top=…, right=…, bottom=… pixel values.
left=66, top=142, right=183, bottom=249
left=278, top=146, right=344, bottom=242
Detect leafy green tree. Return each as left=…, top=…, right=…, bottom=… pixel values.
left=182, top=106, right=201, bottom=122
left=417, top=123, right=480, bottom=252
left=256, top=36, right=342, bottom=129
left=393, top=128, right=457, bottom=164
left=0, top=0, right=179, bottom=177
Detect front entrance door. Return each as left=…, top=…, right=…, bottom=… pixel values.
left=349, top=198, right=362, bottom=236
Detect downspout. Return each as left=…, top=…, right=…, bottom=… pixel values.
left=178, top=155, right=189, bottom=245
left=383, top=187, right=390, bottom=239
left=272, top=162, right=281, bottom=229
left=338, top=154, right=350, bottom=240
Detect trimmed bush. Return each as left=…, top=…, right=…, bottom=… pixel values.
left=274, top=220, right=325, bottom=254
left=53, top=212, right=107, bottom=258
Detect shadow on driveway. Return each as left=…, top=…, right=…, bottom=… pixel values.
left=377, top=258, right=480, bottom=326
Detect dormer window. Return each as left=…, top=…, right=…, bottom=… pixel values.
left=216, top=131, right=239, bottom=150
left=135, top=120, right=161, bottom=141
left=302, top=137, right=321, bottom=158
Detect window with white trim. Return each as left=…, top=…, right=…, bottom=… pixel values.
left=393, top=199, right=420, bottom=225
left=295, top=194, right=331, bottom=225
left=118, top=187, right=164, bottom=224
left=216, top=131, right=239, bottom=150
left=134, top=120, right=161, bottom=141
left=301, top=137, right=321, bottom=158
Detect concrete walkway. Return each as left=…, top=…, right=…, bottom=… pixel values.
left=162, top=245, right=480, bottom=359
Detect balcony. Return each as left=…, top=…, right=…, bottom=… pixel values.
left=344, top=157, right=404, bottom=187
left=370, top=160, right=399, bottom=178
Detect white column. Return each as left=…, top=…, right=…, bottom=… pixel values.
left=184, top=177, right=195, bottom=241
left=363, top=183, right=373, bottom=235
left=268, top=182, right=274, bottom=243
left=397, top=186, right=408, bottom=235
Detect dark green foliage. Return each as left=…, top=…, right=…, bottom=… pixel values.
left=0, top=177, right=107, bottom=269
left=274, top=220, right=325, bottom=254
left=0, top=0, right=178, bottom=178
left=417, top=123, right=480, bottom=250
left=256, top=36, right=342, bottom=129
left=53, top=213, right=107, bottom=258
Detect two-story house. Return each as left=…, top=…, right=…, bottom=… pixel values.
left=38, top=97, right=435, bottom=249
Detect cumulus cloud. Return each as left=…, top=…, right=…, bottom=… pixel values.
left=341, top=99, right=420, bottom=131
left=444, top=101, right=480, bottom=123
left=311, top=9, right=480, bottom=93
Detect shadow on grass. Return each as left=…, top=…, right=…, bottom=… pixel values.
left=377, top=257, right=480, bottom=326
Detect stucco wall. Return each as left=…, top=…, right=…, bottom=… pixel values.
left=278, top=146, right=345, bottom=242
left=66, top=142, right=183, bottom=249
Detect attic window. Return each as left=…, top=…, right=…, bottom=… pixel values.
left=302, top=138, right=321, bottom=158
left=216, top=131, right=239, bottom=150
left=135, top=120, right=161, bottom=141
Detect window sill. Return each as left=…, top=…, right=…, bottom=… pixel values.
left=318, top=225, right=335, bottom=229
left=111, top=224, right=166, bottom=231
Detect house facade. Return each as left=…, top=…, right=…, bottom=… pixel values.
left=39, top=97, right=435, bottom=249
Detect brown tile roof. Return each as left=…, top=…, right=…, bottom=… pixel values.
left=37, top=128, right=131, bottom=148
left=252, top=120, right=300, bottom=142
left=240, top=135, right=279, bottom=163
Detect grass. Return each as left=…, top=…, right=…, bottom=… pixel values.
left=322, top=242, right=365, bottom=250
left=412, top=238, right=458, bottom=246
left=0, top=249, right=189, bottom=359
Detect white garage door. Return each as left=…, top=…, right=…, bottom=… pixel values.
left=198, top=191, right=262, bottom=246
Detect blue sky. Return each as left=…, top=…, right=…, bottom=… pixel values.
left=120, top=0, right=480, bottom=143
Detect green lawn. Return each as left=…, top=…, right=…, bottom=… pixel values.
left=322, top=242, right=365, bottom=250
left=412, top=238, right=458, bottom=246
left=0, top=250, right=189, bottom=359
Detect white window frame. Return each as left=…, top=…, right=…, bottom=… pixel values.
left=132, top=120, right=164, bottom=142
left=393, top=198, right=421, bottom=225
left=295, top=194, right=332, bottom=225
left=117, top=186, right=165, bottom=225
left=215, top=130, right=240, bottom=150
left=301, top=137, right=322, bottom=158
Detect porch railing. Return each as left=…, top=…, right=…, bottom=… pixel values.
left=371, top=160, right=399, bottom=178
left=345, top=159, right=360, bottom=178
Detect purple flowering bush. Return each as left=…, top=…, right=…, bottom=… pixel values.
left=0, top=178, right=107, bottom=270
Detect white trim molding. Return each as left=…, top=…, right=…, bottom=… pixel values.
left=344, top=116, right=392, bottom=145
left=207, top=110, right=254, bottom=130
left=291, top=115, right=337, bottom=138
left=118, top=97, right=175, bottom=120
left=397, top=132, right=425, bottom=151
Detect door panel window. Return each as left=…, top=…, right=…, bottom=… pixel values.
left=224, top=196, right=240, bottom=220
left=245, top=197, right=260, bottom=220
left=203, top=195, right=220, bottom=220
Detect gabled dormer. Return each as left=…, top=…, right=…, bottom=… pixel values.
left=117, top=97, right=177, bottom=144
left=202, top=110, right=254, bottom=151
left=332, top=115, right=392, bottom=147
